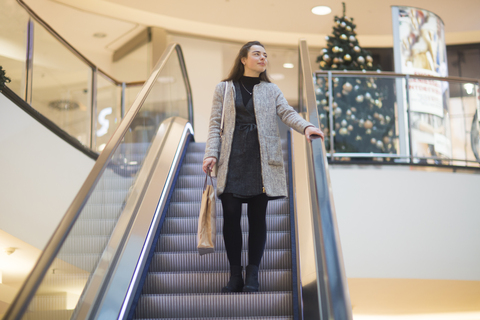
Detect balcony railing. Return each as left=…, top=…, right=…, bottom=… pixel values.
left=0, top=0, right=193, bottom=153
left=315, top=71, right=480, bottom=167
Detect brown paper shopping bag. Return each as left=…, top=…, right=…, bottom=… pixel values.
left=197, top=171, right=216, bottom=255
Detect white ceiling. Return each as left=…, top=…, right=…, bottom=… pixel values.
left=49, top=0, right=480, bottom=48
left=102, top=0, right=480, bottom=34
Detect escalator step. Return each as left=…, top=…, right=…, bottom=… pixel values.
left=136, top=317, right=292, bottom=320
left=142, top=270, right=292, bottom=294
left=149, top=250, right=291, bottom=272
left=87, top=189, right=130, bottom=204
left=167, top=199, right=289, bottom=217
left=56, top=253, right=101, bottom=272
left=60, top=235, right=109, bottom=254
left=179, top=163, right=205, bottom=175
left=70, top=219, right=117, bottom=236
left=134, top=292, right=292, bottom=318
left=186, top=142, right=206, bottom=152
left=161, top=215, right=290, bottom=234
left=81, top=204, right=123, bottom=219
left=183, top=151, right=289, bottom=165
left=156, top=232, right=291, bottom=252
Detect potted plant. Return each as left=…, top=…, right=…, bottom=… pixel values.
left=0, top=66, right=11, bottom=92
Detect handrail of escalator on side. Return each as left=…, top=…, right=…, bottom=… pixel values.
left=2, top=43, right=188, bottom=320
left=76, top=117, right=193, bottom=320
left=298, top=39, right=353, bottom=320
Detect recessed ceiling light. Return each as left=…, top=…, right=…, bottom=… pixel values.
left=283, top=63, right=294, bottom=69
left=312, top=6, right=332, bottom=15
left=93, top=32, right=107, bottom=38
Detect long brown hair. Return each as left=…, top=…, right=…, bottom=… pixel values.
left=223, top=41, right=271, bottom=83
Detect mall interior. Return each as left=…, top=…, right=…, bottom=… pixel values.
left=0, top=0, right=479, bottom=319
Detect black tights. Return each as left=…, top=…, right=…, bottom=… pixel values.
left=220, top=193, right=268, bottom=267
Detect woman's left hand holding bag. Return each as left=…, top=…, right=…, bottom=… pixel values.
left=203, top=157, right=217, bottom=174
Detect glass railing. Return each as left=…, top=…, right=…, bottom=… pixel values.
left=294, top=39, right=353, bottom=320
left=0, top=0, right=194, bottom=153
left=3, top=43, right=191, bottom=320
left=315, top=71, right=480, bottom=167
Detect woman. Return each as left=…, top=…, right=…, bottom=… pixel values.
left=202, top=41, right=323, bottom=293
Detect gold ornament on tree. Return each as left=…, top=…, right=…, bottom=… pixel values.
left=340, top=34, right=347, bottom=40
left=344, top=54, right=352, bottom=61
left=343, top=82, right=352, bottom=92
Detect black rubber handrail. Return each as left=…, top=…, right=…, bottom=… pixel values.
left=298, top=39, right=353, bottom=320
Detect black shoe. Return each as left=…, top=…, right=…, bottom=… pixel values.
left=221, top=265, right=244, bottom=293
left=243, top=264, right=259, bottom=292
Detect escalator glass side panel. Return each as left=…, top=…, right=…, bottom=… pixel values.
left=3, top=44, right=192, bottom=320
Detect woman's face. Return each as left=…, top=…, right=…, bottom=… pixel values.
left=241, top=45, right=267, bottom=77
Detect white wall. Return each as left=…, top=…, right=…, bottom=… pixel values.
left=330, top=165, right=480, bottom=281
left=0, top=94, right=95, bottom=250
left=171, top=35, right=224, bottom=142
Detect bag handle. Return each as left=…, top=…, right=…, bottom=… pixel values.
left=220, top=81, right=227, bottom=137
left=203, top=170, right=214, bottom=190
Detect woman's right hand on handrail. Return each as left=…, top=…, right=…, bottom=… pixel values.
left=202, top=157, right=217, bottom=173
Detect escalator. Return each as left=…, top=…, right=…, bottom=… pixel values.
left=133, top=140, right=295, bottom=319
left=3, top=41, right=352, bottom=320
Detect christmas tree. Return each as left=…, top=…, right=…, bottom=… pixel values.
left=315, top=3, right=397, bottom=155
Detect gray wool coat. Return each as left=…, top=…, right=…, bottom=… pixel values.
left=204, top=81, right=313, bottom=198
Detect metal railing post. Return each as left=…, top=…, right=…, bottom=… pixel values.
left=24, top=19, right=34, bottom=105
left=328, top=71, right=335, bottom=159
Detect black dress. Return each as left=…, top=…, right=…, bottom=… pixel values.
left=223, top=78, right=263, bottom=198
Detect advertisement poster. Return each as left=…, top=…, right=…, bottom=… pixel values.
left=392, top=6, right=451, bottom=159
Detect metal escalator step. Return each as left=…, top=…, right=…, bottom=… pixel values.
left=183, top=151, right=289, bottom=166
left=179, top=163, right=204, bottom=176
left=175, top=175, right=214, bottom=188
left=149, top=250, right=292, bottom=272
left=33, top=272, right=89, bottom=288
left=135, top=317, right=293, bottom=320
left=167, top=199, right=289, bottom=217
left=81, top=204, right=123, bottom=219
left=186, top=142, right=206, bottom=153
left=60, top=235, right=109, bottom=254
left=134, top=292, right=292, bottom=318
left=161, top=215, right=290, bottom=234
left=156, top=232, right=291, bottom=252
left=56, top=253, right=101, bottom=272
left=70, top=219, right=117, bottom=236
left=142, top=270, right=292, bottom=294
left=184, top=152, right=209, bottom=164
left=87, top=189, right=129, bottom=204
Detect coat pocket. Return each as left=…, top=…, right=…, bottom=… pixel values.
left=266, top=136, right=283, bottom=166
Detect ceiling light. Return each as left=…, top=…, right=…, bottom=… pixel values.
left=312, top=6, right=332, bottom=15
left=283, top=63, right=294, bottom=69
left=93, top=32, right=107, bottom=38
left=464, top=83, right=475, bottom=95
left=48, top=100, right=79, bottom=110
left=4, top=247, right=16, bottom=255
